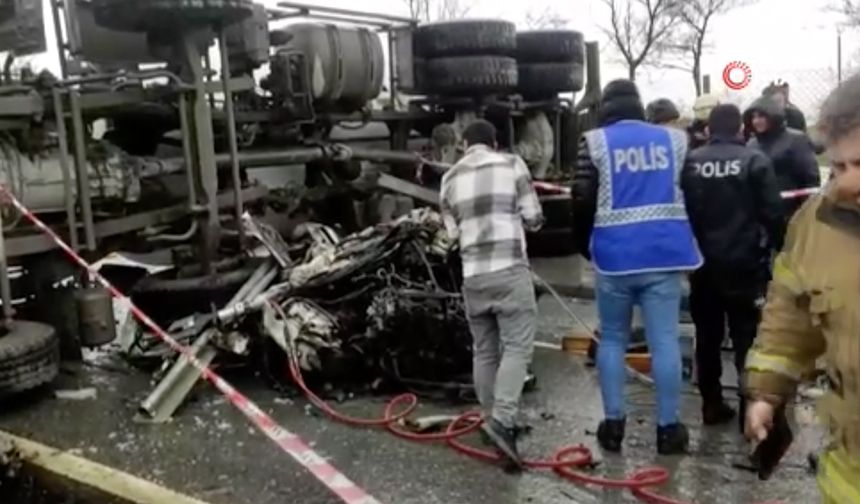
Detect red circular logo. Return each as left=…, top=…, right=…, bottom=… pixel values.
left=722, top=61, right=752, bottom=90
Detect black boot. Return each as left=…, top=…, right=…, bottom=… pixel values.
left=481, top=418, right=524, bottom=471
left=702, top=401, right=736, bottom=426
left=597, top=418, right=626, bottom=453
left=657, top=423, right=689, bottom=455
left=738, top=397, right=747, bottom=434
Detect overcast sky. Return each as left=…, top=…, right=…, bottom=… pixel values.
left=265, top=0, right=858, bottom=119
left=23, top=0, right=859, bottom=120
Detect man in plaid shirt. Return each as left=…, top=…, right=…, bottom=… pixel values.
left=440, top=120, right=544, bottom=469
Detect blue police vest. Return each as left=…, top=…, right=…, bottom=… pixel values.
left=584, top=120, right=702, bottom=275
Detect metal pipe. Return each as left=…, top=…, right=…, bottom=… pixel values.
left=554, top=110, right=562, bottom=173
left=51, top=87, right=79, bottom=250
left=248, top=267, right=279, bottom=299
left=231, top=259, right=275, bottom=302
left=271, top=11, right=395, bottom=28
left=139, top=258, right=273, bottom=422
left=58, top=70, right=192, bottom=90
left=0, top=208, right=14, bottom=328
left=177, top=93, right=197, bottom=208
left=183, top=33, right=221, bottom=274
left=387, top=29, right=398, bottom=106
left=49, top=0, right=69, bottom=79
left=218, top=30, right=245, bottom=249
left=68, top=91, right=96, bottom=251
left=838, top=29, right=843, bottom=84
left=138, top=329, right=219, bottom=422
left=276, top=1, right=414, bottom=24
left=145, top=221, right=199, bottom=243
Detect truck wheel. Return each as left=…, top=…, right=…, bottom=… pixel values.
left=0, top=321, right=60, bottom=397
left=516, top=30, right=585, bottom=64
left=414, top=19, right=516, bottom=58
left=518, top=62, right=584, bottom=98
left=131, top=258, right=262, bottom=325
left=425, top=56, right=518, bottom=95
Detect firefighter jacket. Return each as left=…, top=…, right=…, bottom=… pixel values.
left=745, top=185, right=860, bottom=502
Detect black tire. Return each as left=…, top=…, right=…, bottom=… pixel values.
left=424, top=56, right=517, bottom=96
left=131, top=258, right=262, bottom=324
left=0, top=321, right=60, bottom=397
left=516, top=30, right=585, bottom=64
left=414, top=19, right=516, bottom=58
left=518, top=62, right=584, bottom=98
left=92, top=0, right=253, bottom=33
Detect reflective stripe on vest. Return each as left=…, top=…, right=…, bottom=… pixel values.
left=585, top=121, right=702, bottom=275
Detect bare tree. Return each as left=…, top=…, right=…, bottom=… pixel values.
left=663, top=0, right=756, bottom=95
left=524, top=7, right=570, bottom=29
left=404, top=0, right=471, bottom=22
left=834, top=0, right=860, bottom=25
left=598, top=0, right=683, bottom=81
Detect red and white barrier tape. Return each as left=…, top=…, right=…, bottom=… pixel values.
left=0, top=186, right=382, bottom=504
left=532, top=181, right=821, bottom=200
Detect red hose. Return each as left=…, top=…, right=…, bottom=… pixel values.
left=286, top=358, right=694, bottom=504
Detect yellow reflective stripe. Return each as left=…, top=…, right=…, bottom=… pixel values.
left=818, top=450, right=860, bottom=503
left=772, top=254, right=804, bottom=295
left=745, top=351, right=804, bottom=381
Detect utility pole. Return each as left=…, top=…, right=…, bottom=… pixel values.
left=838, top=27, right=843, bottom=84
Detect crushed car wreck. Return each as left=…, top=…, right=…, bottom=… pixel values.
left=125, top=208, right=477, bottom=420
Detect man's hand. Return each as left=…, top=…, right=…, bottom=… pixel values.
left=745, top=400, right=775, bottom=443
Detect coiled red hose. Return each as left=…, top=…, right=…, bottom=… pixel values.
left=287, top=357, right=691, bottom=504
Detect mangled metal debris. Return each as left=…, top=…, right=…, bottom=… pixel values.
left=124, top=208, right=474, bottom=419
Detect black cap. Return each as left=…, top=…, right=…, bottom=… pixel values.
left=646, top=98, right=681, bottom=124
left=708, top=104, right=743, bottom=137
left=599, top=79, right=646, bottom=126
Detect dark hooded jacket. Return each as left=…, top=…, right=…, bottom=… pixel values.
left=570, top=80, right=696, bottom=258
left=784, top=102, right=807, bottom=132
left=744, top=96, right=820, bottom=219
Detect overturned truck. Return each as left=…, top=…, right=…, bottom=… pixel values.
left=0, top=1, right=598, bottom=412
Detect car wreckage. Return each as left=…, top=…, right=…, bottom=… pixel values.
left=0, top=0, right=596, bottom=418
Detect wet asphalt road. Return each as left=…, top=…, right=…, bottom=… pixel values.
left=0, top=284, right=824, bottom=504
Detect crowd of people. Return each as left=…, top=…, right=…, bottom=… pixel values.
left=439, top=74, right=860, bottom=500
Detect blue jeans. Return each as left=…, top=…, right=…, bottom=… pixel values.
left=596, top=272, right=683, bottom=427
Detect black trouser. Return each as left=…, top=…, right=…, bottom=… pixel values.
left=689, top=265, right=764, bottom=406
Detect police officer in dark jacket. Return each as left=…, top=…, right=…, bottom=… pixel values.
left=684, top=104, right=786, bottom=430
left=744, top=95, right=820, bottom=220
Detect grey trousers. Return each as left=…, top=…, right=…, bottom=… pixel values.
left=462, top=264, right=537, bottom=429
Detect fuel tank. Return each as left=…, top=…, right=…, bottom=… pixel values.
left=271, top=23, right=384, bottom=110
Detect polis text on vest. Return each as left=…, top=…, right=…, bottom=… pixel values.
left=694, top=159, right=742, bottom=178
left=613, top=143, right=670, bottom=173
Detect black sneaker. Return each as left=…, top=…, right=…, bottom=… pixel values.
left=702, top=402, right=736, bottom=426
left=480, top=422, right=531, bottom=447
left=596, top=418, right=626, bottom=453
left=481, top=418, right=524, bottom=471
left=657, top=423, right=689, bottom=455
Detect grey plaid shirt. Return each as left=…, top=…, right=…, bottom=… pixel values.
left=440, top=144, right=544, bottom=278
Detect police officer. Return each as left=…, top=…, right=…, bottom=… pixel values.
left=745, top=73, right=860, bottom=502
left=683, top=104, right=785, bottom=430
left=572, top=79, right=702, bottom=455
